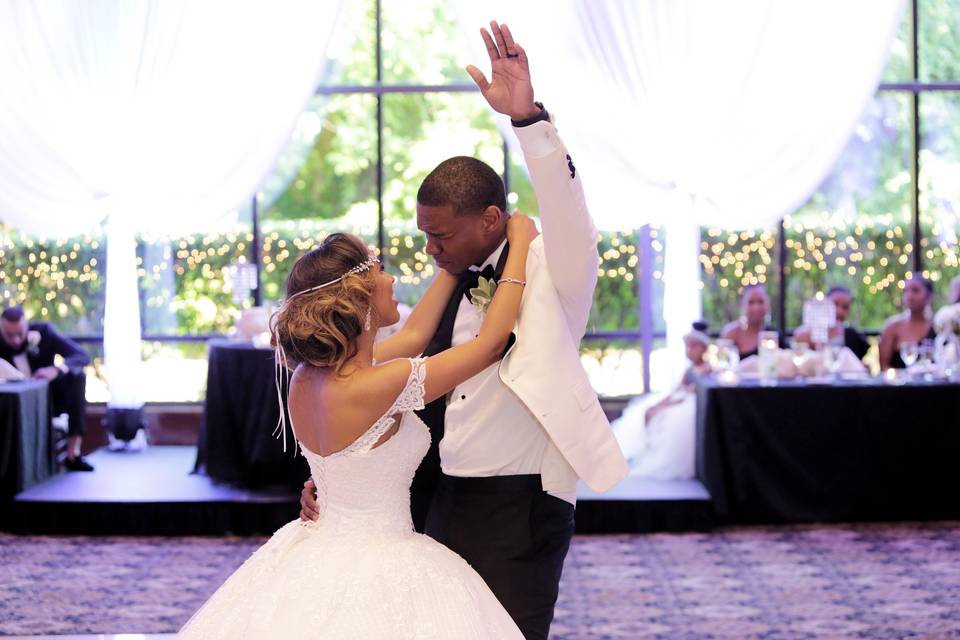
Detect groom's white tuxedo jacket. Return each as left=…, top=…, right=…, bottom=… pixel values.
left=500, top=117, right=628, bottom=494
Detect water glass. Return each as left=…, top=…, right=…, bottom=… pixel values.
left=789, top=338, right=810, bottom=371
left=712, top=338, right=739, bottom=373
left=758, top=331, right=779, bottom=385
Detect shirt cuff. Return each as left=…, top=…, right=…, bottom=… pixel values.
left=512, top=118, right=562, bottom=160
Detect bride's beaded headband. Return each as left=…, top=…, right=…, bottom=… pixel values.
left=284, top=255, right=380, bottom=303
left=272, top=254, right=380, bottom=455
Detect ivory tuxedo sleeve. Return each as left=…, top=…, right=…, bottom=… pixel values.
left=513, top=118, right=599, bottom=338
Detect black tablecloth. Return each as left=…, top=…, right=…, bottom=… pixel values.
left=195, top=340, right=309, bottom=489
left=0, top=380, right=53, bottom=499
left=696, top=377, right=960, bottom=523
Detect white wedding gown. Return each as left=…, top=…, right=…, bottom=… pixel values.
left=179, top=358, right=522, bottom=639
left=612, top=388, right=696, bottom=480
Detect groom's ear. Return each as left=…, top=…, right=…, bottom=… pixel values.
left=478, top=205, right=505, bottom=233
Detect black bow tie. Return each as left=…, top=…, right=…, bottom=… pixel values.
left=460, top=264, right=497, bottom=298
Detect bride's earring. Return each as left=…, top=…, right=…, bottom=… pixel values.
left=364, top=308, right=372, bottom=332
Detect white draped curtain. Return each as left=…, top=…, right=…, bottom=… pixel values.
left=455, top=0, right=904, bottom=386
left=0, top=0, right=342, bottom=406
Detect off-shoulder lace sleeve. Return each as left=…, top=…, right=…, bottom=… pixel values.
left=391, top=357, right=427, bottom=414
left=343, top=357, right=427, bottom=455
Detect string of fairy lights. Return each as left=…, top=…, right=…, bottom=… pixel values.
left=2, top=211, right=959, bottom=334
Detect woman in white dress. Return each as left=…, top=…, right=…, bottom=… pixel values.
left=612, top=322, right=711, bottom=480
left=179, top=215, right=537, bottom=639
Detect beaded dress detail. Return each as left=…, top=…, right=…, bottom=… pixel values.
left=178, top=358, right=521, bottom=639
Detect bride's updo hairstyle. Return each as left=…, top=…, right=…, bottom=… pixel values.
left=271, top=233, right=378, bottom=373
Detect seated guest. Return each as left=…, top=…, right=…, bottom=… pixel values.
left=0, top=306, right=93, bottom=471
left=721, top=284, right=771, bottom=360
left=879, top=275, right=935, bottom=370
left=794, top=286, right=869, bottom=360
left=611, top=322, right=711, bottom=480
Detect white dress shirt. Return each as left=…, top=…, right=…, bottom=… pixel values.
left=13, top=352, right=31, bottom=378
left=440, top=239, right=577, bottom=505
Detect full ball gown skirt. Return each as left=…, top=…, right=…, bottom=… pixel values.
left=178, top=358, right=522, bottom=639
left=611, top=388, right=696, bottom=480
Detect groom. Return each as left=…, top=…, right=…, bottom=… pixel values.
left=302, top=21, right=627, bottom=639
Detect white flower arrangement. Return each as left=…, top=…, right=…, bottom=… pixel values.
left=26, top=330, right=41, bottom=356
left=933, top=303, right=960, bottom=337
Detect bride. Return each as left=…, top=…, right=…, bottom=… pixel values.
left=179, top=216, right=536, bottom=638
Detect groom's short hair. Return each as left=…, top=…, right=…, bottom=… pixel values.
left=1, top=306, right=25, bottom=323
left=417, top=156, right=506, bottom=216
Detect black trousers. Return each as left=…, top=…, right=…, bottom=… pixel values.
left=49, top=371, right=86, bottom=437
left=425, top=474, right=575, bottom=640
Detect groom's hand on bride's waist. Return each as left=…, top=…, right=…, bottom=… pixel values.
left=300, top=478, right=320, bottom=522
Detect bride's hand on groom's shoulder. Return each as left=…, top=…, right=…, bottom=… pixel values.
left=507, top=211, right=538, bottom=247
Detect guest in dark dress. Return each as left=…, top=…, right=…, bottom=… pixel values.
left=0, top=306, right=93, bottom=471
left=794, top=286, right=870, bottom=360
left=879, top=276, right=935, bottom=370
left=721, top=284, right=771, bottom=360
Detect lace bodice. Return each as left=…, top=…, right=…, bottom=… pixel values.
left=299, top=357, right=429, bottom=535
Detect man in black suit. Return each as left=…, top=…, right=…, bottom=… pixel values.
left=0, top=306, right=93, bottom=471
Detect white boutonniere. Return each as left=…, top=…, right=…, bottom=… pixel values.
left=469, top=276, right=497, bottom=315
left=26, top=330, right=41, bottom=356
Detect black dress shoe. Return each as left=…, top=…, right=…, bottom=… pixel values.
left=64, top=457, right=94, bottom=472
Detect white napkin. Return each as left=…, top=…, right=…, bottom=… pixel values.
left=0, top=358, right=27, bottom=382
left=736, top=355, right=758, bottom=374
left=735, top=351, right=798, bottom=379
left=833, top=347, right=868, bottom=374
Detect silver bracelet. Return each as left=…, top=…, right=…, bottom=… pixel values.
left=500, top=277, right=526, bottom=286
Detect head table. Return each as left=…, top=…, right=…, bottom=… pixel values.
left=696, top=374, right=960, bottom=523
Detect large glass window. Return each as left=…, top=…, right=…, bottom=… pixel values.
left=0, top=226, right=107, bottom=336
left=4, top=0, right=958, bottom=401
left=920, top=91, right=960, bottom=306
left=382, top=92, right=504, bottom=303
left=783, top=93, right=913, bottom=329
left=699, top=226, right=779, bottom=330
left=918, top=0, right=960, bottom=82
left=261, top=93, right=379, bottom=303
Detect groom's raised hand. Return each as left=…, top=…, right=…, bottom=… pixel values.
left=466, top=21, right=540, bottom=122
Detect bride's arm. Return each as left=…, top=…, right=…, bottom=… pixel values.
left=420, top=214, right=536, bottom=403
left=363, top=214, right=537, bottom=404
left=373, top=270, right=457, bottom=363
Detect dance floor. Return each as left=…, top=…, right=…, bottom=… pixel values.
left=5, top=636, right=173, bottom=639
left=2, top=521, right=959, bottom=638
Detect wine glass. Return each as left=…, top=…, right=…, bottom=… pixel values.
left=918, top=339, right=936, bottom=380
left=823, top=343, right=844, bottom=378
left=789, top=338, right=810, bottom=373
left=899, top=341, right=919, bottom=368
left=712, top=338, right=739, bottom=373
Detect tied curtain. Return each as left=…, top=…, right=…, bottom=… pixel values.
left=455, top=0, right=905, bottom=386
left=0, top=0, right=342, bottom=407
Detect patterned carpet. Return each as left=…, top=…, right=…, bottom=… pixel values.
left=1, top=522, right=959, bottom=638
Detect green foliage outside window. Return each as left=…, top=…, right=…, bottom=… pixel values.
left=3, top=0, right=960, bottom=347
